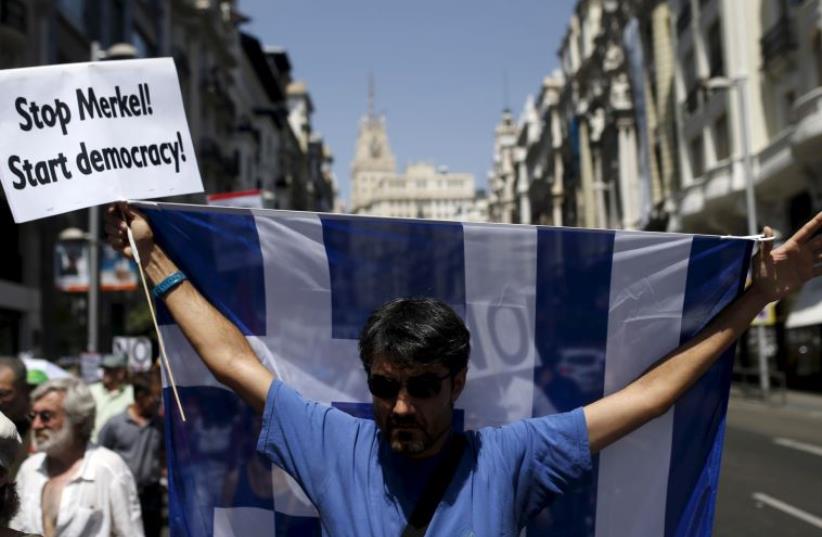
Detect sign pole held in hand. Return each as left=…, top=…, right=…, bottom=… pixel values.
left=121, top=204, right=186, bottom=423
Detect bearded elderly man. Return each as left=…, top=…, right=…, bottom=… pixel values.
left=11, top=378, right=144, bottom=537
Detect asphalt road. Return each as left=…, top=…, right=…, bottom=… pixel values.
left=714, top=391, right=822, bottom=536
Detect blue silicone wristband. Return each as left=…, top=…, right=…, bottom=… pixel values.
left=152, top=271, right=187, bottom=299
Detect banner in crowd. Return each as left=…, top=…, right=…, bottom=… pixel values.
left=140, top=201, right=753, bottom=537
left=0, top=59, right=202, bottom=222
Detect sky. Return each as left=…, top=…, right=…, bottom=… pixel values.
left=241, top=1, right=577, bottom=207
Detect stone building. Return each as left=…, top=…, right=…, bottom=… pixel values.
left=670, top=0, right=822, bottom=388
left=0, top=0, right=335, bottom=359
left=490, top=0, right=654, bottom=230
left=495, top=0, right=822, bottom=389
left=488, top=108, right=518, bottom=223
left=351, top=88, right=486, bottom=222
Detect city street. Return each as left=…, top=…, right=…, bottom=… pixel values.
left=715, top=390, right=822, bottom=536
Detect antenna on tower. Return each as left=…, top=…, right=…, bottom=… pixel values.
left=503, top=70, right=510, bottom=113
left=368, top=73, right=376, bottom=120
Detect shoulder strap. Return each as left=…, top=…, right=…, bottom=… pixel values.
left=401, top=434, right=467, bottom=537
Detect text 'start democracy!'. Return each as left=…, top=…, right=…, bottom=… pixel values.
left=7, top=83, right=188, bottom=190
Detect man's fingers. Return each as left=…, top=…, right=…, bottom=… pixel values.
left=104, top=219, right=124, bottom=234
left=122, top=203, right=146, bottom=222
left=759, top=226, right=774, bottom=261
left=790, top=211, right=822, bottom=245
left=810, top=234, right=822, bottom=252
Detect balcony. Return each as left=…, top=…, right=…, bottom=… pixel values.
left=761, top=17, right=796, bottom=67
left=0, top=0, right=26, bottom=36
left=790, top=87, right=822, bottom=165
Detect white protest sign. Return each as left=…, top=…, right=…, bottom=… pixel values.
left=0, top=58, right=203, bottom=223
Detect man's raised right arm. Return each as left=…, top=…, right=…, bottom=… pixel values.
left=105, top=203, right=273, bottom=412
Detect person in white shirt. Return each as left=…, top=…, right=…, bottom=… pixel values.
left=11, top=378, right=143, bottom=537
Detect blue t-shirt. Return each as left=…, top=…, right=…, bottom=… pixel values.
left=257, top=380, right=591, bottom=537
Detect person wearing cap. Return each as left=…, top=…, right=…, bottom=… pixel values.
left=0, top=410, right=39, bottom=537
left=0, top=357, right=32, bottom=478
left=88, top=354, right=133, bottom=443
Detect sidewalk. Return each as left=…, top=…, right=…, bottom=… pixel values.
left=730, top=384, right=822, bottom=418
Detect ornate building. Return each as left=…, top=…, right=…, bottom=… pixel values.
left=350, top=84, right=486, bottom=221
left=0, top=0, right=337, bottom=359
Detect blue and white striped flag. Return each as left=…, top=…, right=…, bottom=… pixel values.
left=140, top=202, right=753, bottom=537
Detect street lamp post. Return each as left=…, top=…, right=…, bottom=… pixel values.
left=84, top=42, right=139, bottom=353
left=704, top=75, right=771, bottom=398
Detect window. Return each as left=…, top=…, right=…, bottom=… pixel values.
left=57, top=0, right=86, bottom=31
left=815, top=32, right=822, bottom=86
left=683, top=50, right=699, bottom=113
left=677, top=1, right=692, bottom=36
left=783, top=90, right=796, bottom=129
left=714, top=114, right=730, bottom=162
left=133, top=28, right=156, bottom=58
left=707, top=21, right=724, bottom=77
left=108, top=0, right=126, bottom=44
left=690, top=136, right=704, bottom=178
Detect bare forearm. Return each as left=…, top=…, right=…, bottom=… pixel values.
left=585, top=286, right=767, bottom=453
left=637, top=287, right=765, bottom=408
left=143, top=245, right=273, bottom=411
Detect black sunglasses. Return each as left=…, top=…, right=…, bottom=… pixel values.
left=29, top=410, right=56, bottom=424
left=368, top=372, right=453, bottom=400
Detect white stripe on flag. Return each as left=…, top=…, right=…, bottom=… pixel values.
left=159, top=325, right=280, bottom=390
left=253, top=211, right=353, bottom=519
left=253, top=211, right=364, bottom=403
left=460, top=223, right=538, bottom=430
left=595, top=232, right=692, bottom=537
left=213, top=507, right=275, bottom=537
left=160, top=325, right=229, bottom=389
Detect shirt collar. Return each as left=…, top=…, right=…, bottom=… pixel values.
left=34, top=445, right=97, bottom=482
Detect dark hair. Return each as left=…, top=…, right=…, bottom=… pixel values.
left=0, top=357, right=27, bottom=391
left=358, top=297, right=470, bottom=374
left=131, top=368, right=161, bottom=398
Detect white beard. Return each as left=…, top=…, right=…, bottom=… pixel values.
left=34, top=419, right=74, bottom=456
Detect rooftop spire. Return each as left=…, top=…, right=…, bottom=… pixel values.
left=368, top=73, right=375, bottom=121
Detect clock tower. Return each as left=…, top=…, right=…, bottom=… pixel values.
left=350, top=77, right=396, bottom=213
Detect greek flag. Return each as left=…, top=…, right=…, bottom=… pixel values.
left=140, top=201, right=752, bottom=537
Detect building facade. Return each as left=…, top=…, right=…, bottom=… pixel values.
left=351, top=91, right=486, bottom=222
left=495, top=0, right=822, bottom=390
left=670, top=0, right=821, bottom=389
left=490, top=0, right=658, bottom=231
left=0, top=0, right=336, bottom=360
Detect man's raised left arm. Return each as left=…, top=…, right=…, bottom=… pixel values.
left=584, top=213, right=822, bottom=453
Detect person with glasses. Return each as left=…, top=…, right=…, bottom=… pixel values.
left=105, top=203, right=822, bottom=536
left=10, top=378, right=144, bottom=537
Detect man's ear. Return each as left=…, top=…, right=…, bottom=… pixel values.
left=450, top=367, right=468, bottom=403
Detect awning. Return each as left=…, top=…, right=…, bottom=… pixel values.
left=786, top=277, right=822, bottom=329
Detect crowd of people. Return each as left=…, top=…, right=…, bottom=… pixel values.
left=0, top=353, right=164, bottom=537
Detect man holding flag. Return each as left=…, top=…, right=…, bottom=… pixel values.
left=106, top=203, right=822, bottom=536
